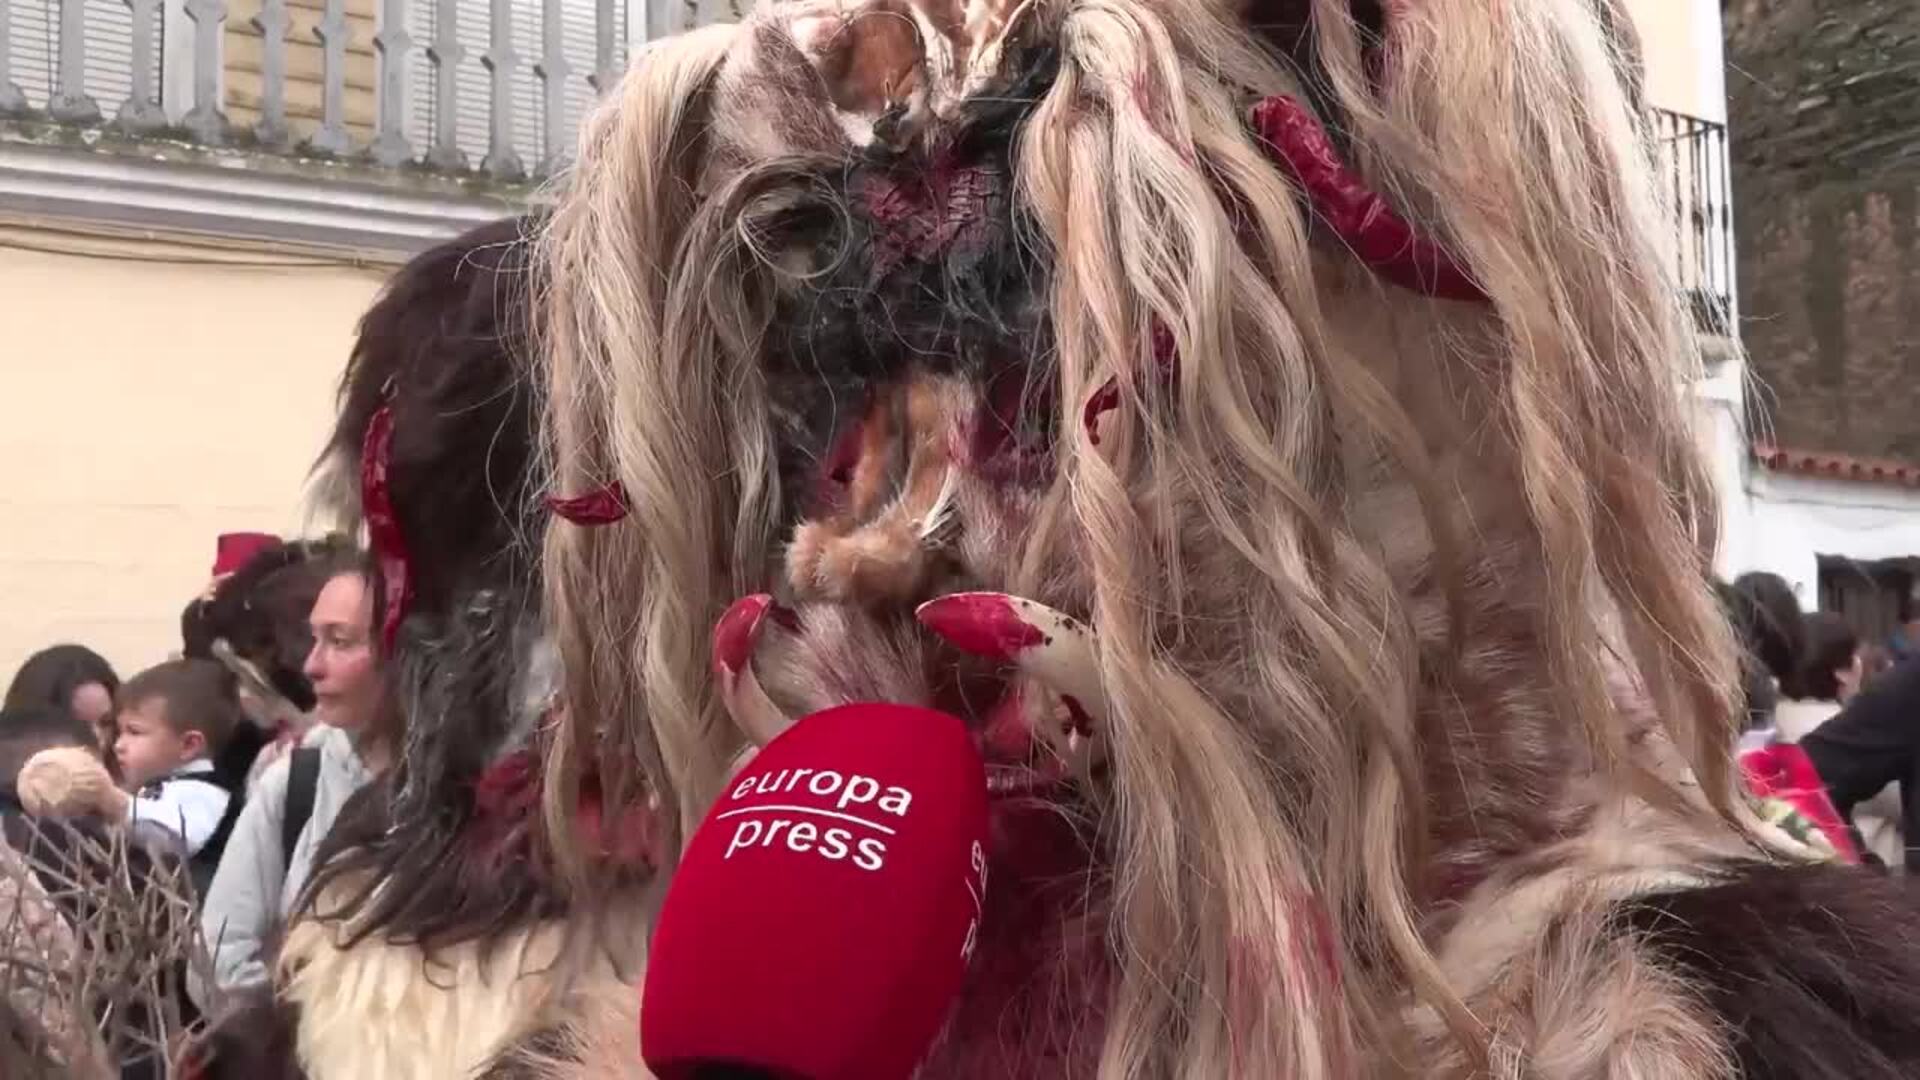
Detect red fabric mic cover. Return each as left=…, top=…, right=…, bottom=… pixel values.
left=642, top=702, right=989, bottom=1080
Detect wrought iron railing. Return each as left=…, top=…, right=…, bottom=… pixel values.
left=1650, top=107, right=1735, bottom=338
left=0, top=0, right=739, bottom=182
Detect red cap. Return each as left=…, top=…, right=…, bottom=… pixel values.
left=213, top=532, right=281, bottom=577
left=641, top=702, right=989, bottom=1080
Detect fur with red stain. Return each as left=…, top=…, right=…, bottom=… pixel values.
left=469, top=750, right=664, bottom=871
left=917, top=593, right=1048, bottom=661
left=918, top=801, right=1109, bottom=1080
left=787, top=379, right=960, bottom=606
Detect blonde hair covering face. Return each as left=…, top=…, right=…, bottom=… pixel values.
left=535, top=0, right=1757, bottom=1075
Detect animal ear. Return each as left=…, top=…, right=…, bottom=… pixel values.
left=953, top=0, right=1044, bottom=101
left=789, top=1, right=924, bottom=110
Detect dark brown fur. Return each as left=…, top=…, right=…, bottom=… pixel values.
left=322, top=215, right=543, bottom=616
left=187, top=992, right=306, bottom=1080
left=301, top=215, right=557, bottom=959
left=1616, top=862, right=1920, bottom=1079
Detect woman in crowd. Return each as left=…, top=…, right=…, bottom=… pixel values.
left=1778, top=612, right=1867, bottom=739
left=5, top=646, right=120, bottom=759
left=1, top=704, right=189, bottom=1080
left=192, top=550, right=385, bottom=1007
left=182, top=535, right=352, bottom=791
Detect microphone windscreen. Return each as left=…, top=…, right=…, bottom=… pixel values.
left=642, top=703, right=989, bottom=1080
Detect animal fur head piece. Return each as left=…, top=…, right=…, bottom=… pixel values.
left=539, top=0, right=1750, bottom=1074
left=300, top=217, right=612, bottom=960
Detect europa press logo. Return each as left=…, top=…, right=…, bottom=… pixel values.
left=960, top=839, right=986, bottom=962
left=719, top=766, right=914, bottom=870
left=709, top=704, right=993, bottom=968
left=720, top=759, right=990, bottom=964
left=641, top=703, right=993, bottom=1080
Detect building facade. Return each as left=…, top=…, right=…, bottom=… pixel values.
left=0, top=0, right=726, bottom=679
left=1722, top=0, right=1920, bottom=638
left=0, top=1, right=1746, bottom=681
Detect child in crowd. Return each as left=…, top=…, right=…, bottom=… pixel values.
left=18, top=660, right=248, bottom=889
left=105, top=660, right=244, bottom=869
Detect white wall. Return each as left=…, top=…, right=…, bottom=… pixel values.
left=1693, top=360, right=1750, bottom=578
left=1731, top=471, right=1920, bottom=606
left=1622, top=0, right=1727, bottom=122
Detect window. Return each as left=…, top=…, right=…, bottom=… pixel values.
left=6, top=0, right=161, bottom=116
left=406, top=0, right=621, bottom=169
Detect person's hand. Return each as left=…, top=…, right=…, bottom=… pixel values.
left=92, top=781, right=132, bottom=821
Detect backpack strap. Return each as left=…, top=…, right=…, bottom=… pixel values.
left=282, top=747, right=321, bottom=877
left=188, top=773, right=246, bottom=899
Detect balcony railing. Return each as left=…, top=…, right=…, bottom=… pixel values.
left=1651, top=107, right=1735, bottom=338
left=0, top=0, right=739, bottom=184
left=0, top=18, right=1746, bottom=298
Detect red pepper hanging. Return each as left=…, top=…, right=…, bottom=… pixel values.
left=360, top=405, right=414, bottom=655
left=545, top=483, right=632, bottom=526
left=1251, top=94, right=1487, bottom=303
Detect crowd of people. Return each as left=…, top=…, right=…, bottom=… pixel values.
left=0, top=215, right=534, bottom=1079
left=11, top=545, right=1913, bottom=1076
left=9, top=0, right=1920, bottom=1075
left=0, top=537, right=386, bottom=1076
left=1725, top=572, right=1920, bottom=871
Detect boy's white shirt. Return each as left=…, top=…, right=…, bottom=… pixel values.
left=126, top=758, right=230, bottom=856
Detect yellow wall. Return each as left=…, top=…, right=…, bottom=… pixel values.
left=0, top=222, right=388, bottom=691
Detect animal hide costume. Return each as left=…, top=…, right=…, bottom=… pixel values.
left=208, top=0, right=1920, bottom=1078
left=192, top=216, right=660, bottom=1080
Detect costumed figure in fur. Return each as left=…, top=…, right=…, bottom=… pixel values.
left=194, top=215, right=658, bottom=1080
left=522, top=0, right=1920, bottom=1077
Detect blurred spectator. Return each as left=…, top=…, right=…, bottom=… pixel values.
left=194, top=554, right=384, bottom=1006
left=1860, top=642, right=1896, bottom=685
left=1766, top=612, right=1900, bottom=865
left=1801, top=657, right=1920, bottom=872
left=1778, top=612, right=1865, bottom=739
left=0, top=707, right=97, bottom=825
left=1719, top=571, right=1806, bottom=738
left=1891, top=615, right=1920, bottom=663
left=5, top=647, right=120, bottom=760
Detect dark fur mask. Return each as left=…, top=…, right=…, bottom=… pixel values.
left=301, top=216, right=568, bottom=957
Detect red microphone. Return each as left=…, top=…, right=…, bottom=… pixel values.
left=641, top=702, right=990, bottom=1080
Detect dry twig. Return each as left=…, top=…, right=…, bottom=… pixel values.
left=0, top=817, right=220, bottom=1079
